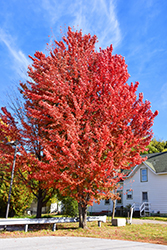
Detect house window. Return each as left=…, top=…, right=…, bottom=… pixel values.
left=142, top=192, right=148, bottom=202
left=126, top=189, right=133, bottom=200
left=117, top=191, right=123, bottom=204
left=140, top=168, right=148, bottom=182
left=105, top=199, right=110, bottom=205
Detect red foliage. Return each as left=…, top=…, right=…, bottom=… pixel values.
left=0, top=106, right=56, bottom=218
left=0, top=27, right=158, bottom=227
left=0, top=107, right=21, bottom=167
left=20, top=27, right=158, bottom=208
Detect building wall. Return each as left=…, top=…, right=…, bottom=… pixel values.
left=123, top=163, right=167, bottom=214
left=88, top=184, right=123, bottom=214
left=88, top=199, right=113, bottom=214
left=88, top=164, right=167, bottom=214
left=27, top=200, right=62, bottom=215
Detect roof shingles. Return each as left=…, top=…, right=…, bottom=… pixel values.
left=123, top=152, right=167, bottom=177
left=145, top=152, right=167, bottom=173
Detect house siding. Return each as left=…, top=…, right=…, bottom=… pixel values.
left=88, top=184, right=123, bottom=214
left=123, top=163, right=167, bottom=213
left=88, top=199, right=113, bottom=214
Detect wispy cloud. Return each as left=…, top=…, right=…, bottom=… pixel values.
left=159, top=83, right=167, bottom=109
left=0, top=29, right=30, bottom=80
left=72, top=0, right=121, bottom=49
left=41, top=0, right=67, bottom=26
left=94, top=0, right=121, bottom=49
left=41, top=0, right=121, bottom=49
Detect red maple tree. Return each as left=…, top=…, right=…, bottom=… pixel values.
left=19, top=27, right=158, bottom=228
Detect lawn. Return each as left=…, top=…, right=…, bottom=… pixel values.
left=0, top=221, right=167, bottom=245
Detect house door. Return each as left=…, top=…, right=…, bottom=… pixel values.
left=142, top=192, right=148, bottom=202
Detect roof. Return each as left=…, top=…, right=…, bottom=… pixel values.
left=124, top=152, right=167, bottom=177
left=144, top=152, right=167, bottom=173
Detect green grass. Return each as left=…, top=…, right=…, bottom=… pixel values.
left=7, top=214, right=66, bottom=219
left=0, top=221, right=167, bottom=245
left=141, top=216, right=167, bottom=222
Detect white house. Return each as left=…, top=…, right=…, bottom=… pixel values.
left=27, top=200, right=62, bottom=216
left=88, top=152, right=167, bottom=216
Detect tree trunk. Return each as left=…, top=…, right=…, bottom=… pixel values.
left=35, top=188, right=51, bottom=218
left=112, top=200, right=116, bottom=221
left=36, top=188, right=43, bottom=218
left=36, top=198, right=43, bottom=218
left=78, top=202, right=87, bottom=229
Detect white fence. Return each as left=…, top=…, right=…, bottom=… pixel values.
left=0, top=215, right=107, bottom=232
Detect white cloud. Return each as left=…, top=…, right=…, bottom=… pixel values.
left=159, top=83, right=167, bottom=109
left=41, top=0, right=67, bottom=25
left=71, top=0, right=121, bottom=49
left=41, top=0, right=121, bottom=49
left=96, top=0, right=121, bottom=49
left=0, top=29, right=30, bottom=80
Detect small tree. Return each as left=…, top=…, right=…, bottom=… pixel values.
left=20, top=27, right=158, bottom=228
left=142, top=138, right=167, bottom=154
left=61, top=196, right=78, bottom=217
left=0, top=108, right=57, bottom=218
left=0, top=164, right=33, bottom=217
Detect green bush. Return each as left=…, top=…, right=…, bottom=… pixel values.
left=0, top=167, right=33, bottom=217
left=61, top=196, right=78, bottom=217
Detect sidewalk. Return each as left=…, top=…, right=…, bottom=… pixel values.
left=0, top=236, right=167, bottom=250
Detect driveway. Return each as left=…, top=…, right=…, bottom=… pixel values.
left=0, top=237, right=167, bottom=250
left=132, top=219, right=167, bottom=225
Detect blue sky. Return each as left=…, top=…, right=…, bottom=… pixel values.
left=0, top=0, right=167, bottom=140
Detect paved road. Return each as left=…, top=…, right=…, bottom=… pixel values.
left=0, top=237, right=167, bottom=250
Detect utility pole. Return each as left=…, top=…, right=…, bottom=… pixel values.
left=5, top=140, right=18, bottom=219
